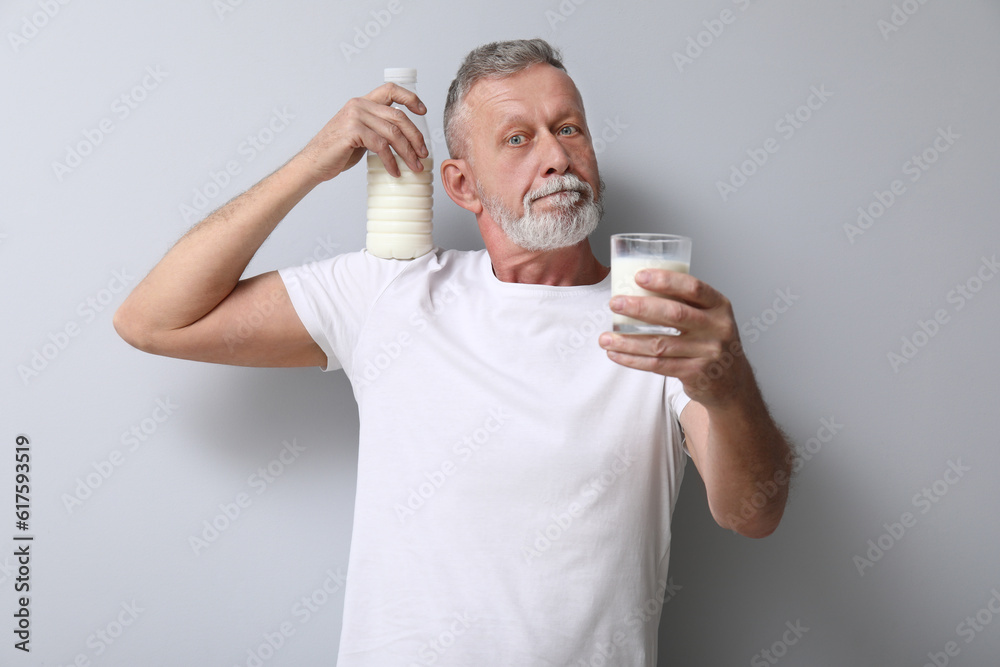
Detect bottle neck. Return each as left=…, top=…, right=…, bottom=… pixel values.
left=384, top=76, right=429, bottom=158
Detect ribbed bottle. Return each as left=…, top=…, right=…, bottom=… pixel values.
left=366, top=68, right=434, bottom=259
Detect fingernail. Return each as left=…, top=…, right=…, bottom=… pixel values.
left=610, top=296, right=625, bottom=310
left=599, top=333, right=612, bottom=347
left=636, top=270, right=649, bottom=284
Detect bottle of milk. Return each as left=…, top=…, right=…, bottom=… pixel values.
left=366, top=68, right=434, bottom=259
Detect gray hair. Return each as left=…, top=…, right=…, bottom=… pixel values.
left=444, top=39, right=567, bottom=161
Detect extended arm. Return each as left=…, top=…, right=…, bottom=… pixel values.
left=676, top=381, right=791, bottom=538
left=114, top=83, right=430, bottom=367
left=598, top=269, right=792, bottom=538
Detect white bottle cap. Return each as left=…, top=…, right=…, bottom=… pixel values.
left=384, top=68, right=417, bottom=83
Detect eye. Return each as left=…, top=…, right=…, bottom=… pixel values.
left=507, top=134, right=526, bottom=146
left=559, top=126, right=578, bottom=136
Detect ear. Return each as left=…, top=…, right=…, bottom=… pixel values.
left=440, top=158, right=482, bottom=215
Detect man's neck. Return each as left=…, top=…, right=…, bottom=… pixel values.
left=485, top=239, right=610, bottom=286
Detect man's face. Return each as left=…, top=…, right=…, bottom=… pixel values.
left=462, top=64, right=604, bottom=251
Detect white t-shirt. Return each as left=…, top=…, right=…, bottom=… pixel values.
left=279, top=248, right=691, bottom=666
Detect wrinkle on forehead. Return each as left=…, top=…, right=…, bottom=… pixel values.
left=465, top=64, right=586, bottom=125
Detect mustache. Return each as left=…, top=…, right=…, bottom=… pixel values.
left=527, top=175, right=594, bottom=203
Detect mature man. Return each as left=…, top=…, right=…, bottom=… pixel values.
left=115, top=39, right=792, bottom=665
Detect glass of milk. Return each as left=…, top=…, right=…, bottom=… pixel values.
left=610, top=234, right=692, bottom=334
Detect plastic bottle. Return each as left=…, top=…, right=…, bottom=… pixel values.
left=366, top=68, right=434, bottom=259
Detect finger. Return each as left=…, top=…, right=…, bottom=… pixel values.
left=351, top=123, right=401, bottom=177
left=362, top=85, right=430, bottom=161
left=357, top=110, right=426, bottom=175
left=634, top=269, right=724, bottom=309
left=610, top=294, right=711, bottom=336
left=598, top=331, right=714, bottom=360
left=604, top=348, right=700, bottom=377
left=368, top=105, right=428, bottom=170
left=364, top=82, right=426, bottom=116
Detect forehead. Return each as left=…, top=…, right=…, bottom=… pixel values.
left=464, top=64, right=586, bottom=128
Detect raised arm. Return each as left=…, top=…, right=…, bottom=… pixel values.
left=113, top=83, right=430, bottom=367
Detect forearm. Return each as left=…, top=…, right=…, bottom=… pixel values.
left=115, top=153, right=320, bottom=338
left=698, top=379, right=792, bottom=537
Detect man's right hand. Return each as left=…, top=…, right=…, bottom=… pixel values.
left=114, top=84, right=430, bottom=369
left=297, top=82, right=430, bottom=182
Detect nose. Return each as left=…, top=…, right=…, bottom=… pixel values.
left=536, top=129, right=571, bottom=176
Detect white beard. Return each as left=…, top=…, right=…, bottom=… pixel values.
left=478, top=174, right=605, bottom=252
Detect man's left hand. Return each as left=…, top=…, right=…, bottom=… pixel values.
left=598, top=269, right=750, bottom=408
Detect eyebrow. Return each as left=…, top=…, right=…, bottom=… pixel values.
left=494, top=115, right=532, bottom=135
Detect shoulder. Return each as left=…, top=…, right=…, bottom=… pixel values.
left=279, top=247, right=488, bottom=296
left=385, top=247, right=488, bottom=285
left=327, top=247, right=486, bottom=273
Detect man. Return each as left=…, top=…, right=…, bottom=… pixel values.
left=115, top=39, right=792, bottom=666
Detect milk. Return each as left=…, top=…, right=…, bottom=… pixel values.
left=611, top=257, right=690, bottom=332
left=365, top=67, right=435, bottom=260
left=366, top=152, right=434, bottom=259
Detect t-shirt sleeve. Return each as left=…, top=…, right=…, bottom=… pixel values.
left=665, top=375, right=691, bottom=420
left=278, top=250, right=410, bottom=373
left=665, top=375, right=693, bottom=457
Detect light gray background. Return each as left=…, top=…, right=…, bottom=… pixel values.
left=3, top=0, right=999, bottom=665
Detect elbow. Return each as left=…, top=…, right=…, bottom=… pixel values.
left=711, top=497, right=787, bottom=539
left=733, top=516, right=781, bottom=539
left=113, top=303, right=154, bottom=353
